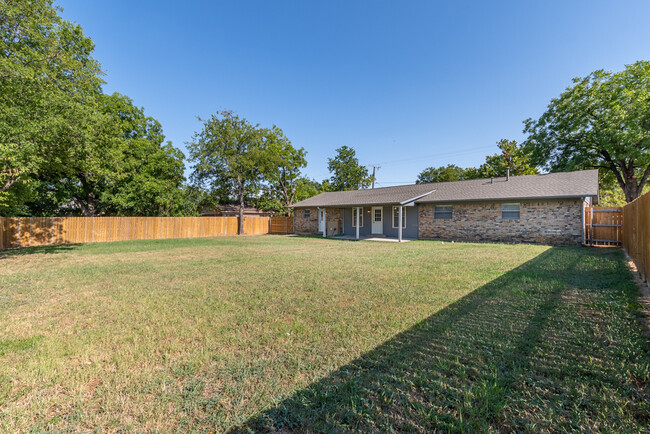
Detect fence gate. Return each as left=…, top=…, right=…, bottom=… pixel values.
left=269, top=216, right=294, bottom=234
left=585, top=206, right=623, bottom=246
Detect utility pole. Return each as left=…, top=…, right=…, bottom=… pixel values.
left=368, top=165, right=381, bottom=189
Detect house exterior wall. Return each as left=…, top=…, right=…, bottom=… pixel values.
left=342, top=207, right=371, bottom=236
left=418, top=199, right=584, bottom=246
left=342, top=206, right=418, bottom=238
left=294, top=207, right=319, bottom=234
left=293, top=207, right=344, bottom=235
left=324, top=208, right=344, bottom=236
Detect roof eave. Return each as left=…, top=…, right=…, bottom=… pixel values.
left=416, top=193, right=599, bottom=204
left=400, top=190, right=436, bottom=205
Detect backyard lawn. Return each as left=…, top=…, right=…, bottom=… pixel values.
left=0, top=236, right=648, bottom=432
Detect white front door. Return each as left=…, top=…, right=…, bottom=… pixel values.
left=318, top=209, right=325, bottom=233
left=371, top=207, right=383, bottom=234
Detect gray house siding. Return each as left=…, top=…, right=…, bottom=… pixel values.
left=342, top=208, right=372, bottom=236
left=342, top=205, right=418, bottom=239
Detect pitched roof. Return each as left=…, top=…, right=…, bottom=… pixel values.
left=291, top=183, right=437, bottom=208
left=291, top=169, right=599, bottom=208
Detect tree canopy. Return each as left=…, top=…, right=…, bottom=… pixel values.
left=188, top=111, right=266, bottom=232
left=416, top=164, right=468, bottom=184
left=476, top=139, right=538, bottom=178
left=416, top=140, right=537, bottom=185
left=327, top=146, right=370, bottom=191
left=95, top=93, right=186, bottom=216
left=523, top=61, right=650, bottom=203
left=188, top=111, right=308, bottom=223
left=0, top=0, right=104, bottom=213
left=1, top=0, right=188, bottom=217
left=258, top=126, right=307, bottom=215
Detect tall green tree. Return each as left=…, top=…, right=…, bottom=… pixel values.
left=261, top=126, right=307, bottom=214
left=327, top=146, right=370, bottom=191
left=22, top=93, right=186, bottom=216
left=477, top=139, right=538, bottom=178
left=523, top=61, right=650, bottom=203
left=295, top=177, right=325, bottom=202
left=0, top=0, right=104, bottom=212
left=97, top=93, right=186, bottom=216
left=416, top=164, right=468, bottom=184
left=188, top=111, right=267, bottom=234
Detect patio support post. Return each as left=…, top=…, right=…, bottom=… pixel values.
left=398, top=205, right=403, bottom=242
left=322, top=208, right=327, bottom=238
left=355, top=207, right=360, bottom=240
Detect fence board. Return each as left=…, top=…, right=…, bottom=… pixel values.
left=269, top=216, right=294, bottom=234
left=0, top=216, right=272, bottom=250
left=623, top=191, right=650, bottom=281
left=585, top=206, right=623, bottom=246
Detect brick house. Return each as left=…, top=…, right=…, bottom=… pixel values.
left=291, top=170, right=599, bottom=246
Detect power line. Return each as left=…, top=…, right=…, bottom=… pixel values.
left=374, top=145, right=495, bottom=167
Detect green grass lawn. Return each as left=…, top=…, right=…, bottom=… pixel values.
left=0, top=236, right=648, bottom=432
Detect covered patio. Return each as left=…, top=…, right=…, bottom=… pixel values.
left=291, top=184, right=437, bottom=242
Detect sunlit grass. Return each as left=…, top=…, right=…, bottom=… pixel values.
left=0, top=236, right=647, bottom=431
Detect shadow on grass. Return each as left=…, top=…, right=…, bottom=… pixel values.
left=0, top=243, right=82, bottom=259
left=232, top=247, right=650, bottom=432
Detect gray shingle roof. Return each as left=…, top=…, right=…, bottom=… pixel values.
left=291, top=170, right=599, bottom=208
left=291, top=183, right=438, bottom=208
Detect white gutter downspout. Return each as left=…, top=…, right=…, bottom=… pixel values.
left=581, top=197, right=586, bottom=246
left=355, top=207, right=360, bottom=240
left=398, top=205, right=403, bottom=242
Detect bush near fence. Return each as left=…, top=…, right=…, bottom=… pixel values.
left=0, top=216, right=294, bottom=250
left=623, top=190, right=650, bottom=281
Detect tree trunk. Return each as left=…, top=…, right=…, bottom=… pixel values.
left=74, top=195, right=96, bottom=217
left=609, top=160, right=649, bottom=203
left=238, top=190, right=245, bottom=235
left=623, top=177, right=641, bottom=203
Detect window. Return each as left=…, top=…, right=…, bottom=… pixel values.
left=392, top=206, right=406, bottom=228
left=303, top=209, right=311, bottom=219
left=352, top=208, right=363, bottom=227
left=434, top=205, right=452, bottom=220
left=501, top=203, right=520, bottom=220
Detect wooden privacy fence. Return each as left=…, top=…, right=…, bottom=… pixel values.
left=622, top=191, right=650, bottom=281
left=585, top=206, right=623, bottom=246
left=0, top=216, right=294, bottom=250
left=269, top=216, right=294, bottom=234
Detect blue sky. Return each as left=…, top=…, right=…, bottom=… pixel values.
left=57, top=0, right=650, bottom=187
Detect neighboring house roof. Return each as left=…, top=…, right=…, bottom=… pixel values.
left=202, top=203, right=272, bottom=217
left=291, top=169, right=599, bottom=208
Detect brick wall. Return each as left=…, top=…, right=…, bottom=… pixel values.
left=418, top=199, right=584, bottom=246
left=294, top=207, right=344, bottom=235
left=294, top=207, right=319, bottom=234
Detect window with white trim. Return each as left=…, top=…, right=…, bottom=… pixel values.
left=392, top=206, right=406, bottom=228
left=352, top=208, right=363, bottom=227
left=434, top=205, right=452, bottom=220
left=501, top=203, right=520, bottom=220
left=303, top=209, right=311, bottom=219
